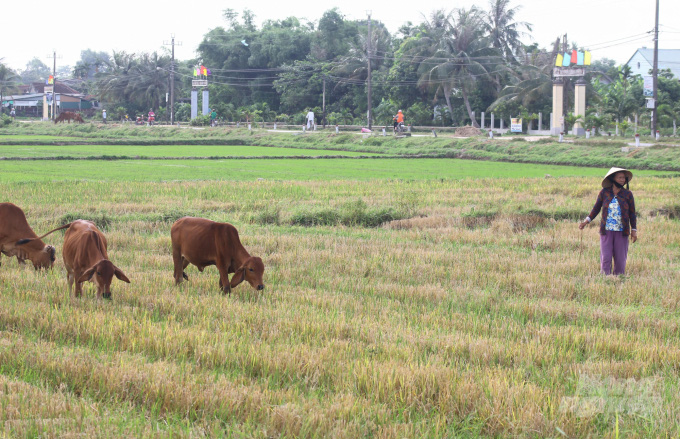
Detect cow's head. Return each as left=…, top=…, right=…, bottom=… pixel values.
left=230, top=256, right=265, bottom=291
left=78, top=259, right=130, bottom=299
left=15, top=239, right=56, bottom=270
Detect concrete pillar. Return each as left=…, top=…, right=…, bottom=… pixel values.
left=550, top=113, right=553, bottom=131
left=202, top=90, right=209, bottom=116
left=634, top=114, right=638, bottom=133
left=538, top=112, right=542, bottom=131
left=616, top=119, right=619, bottom=136
left=190, top=89, right=198, bottom=119
left=480, top=111, right=485, bottom=129
left=552, top=79, right=564, bottom=135
left=471, top=111, right=475, bottom=126
left=490, top=113, right=494, bottom=130
left=573, top=78, right=586, bottom=135
left=500, top=119, right=504, bottom=130
left=42, top=95, right=49, bottom=121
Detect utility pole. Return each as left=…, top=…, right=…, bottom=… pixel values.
left=652, top=0, right=659, bottom=136
left=366, top=11, right=372, bottom=130
left=562, top=34, right=569, bottom=126
left=45, top=51, right=61, bottom=120
left=322, top=76, right=326, bottom=128
left=164, top=34, right=182, bottom=125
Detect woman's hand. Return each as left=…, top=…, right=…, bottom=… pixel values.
left=631, top=230, right=638, bottom=243
left=578, top=221, right=588, bottom=230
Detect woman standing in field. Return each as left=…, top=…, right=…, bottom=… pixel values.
left=579, top=167, right=638, bottom=275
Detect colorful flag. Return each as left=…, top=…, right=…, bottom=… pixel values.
left=555, top=53, right=563, bottom=67
left=570, top=50, right=578, bottom=64
left=577, top=51, right=584, bottom=66
left=562, top=53, right=570, bottom=66
left=584, top=51, right=591, bottom=66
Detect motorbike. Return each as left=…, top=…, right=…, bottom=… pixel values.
left=135, top=116, right=144, bottom=125
left=148, top=112, right=155, bottom=126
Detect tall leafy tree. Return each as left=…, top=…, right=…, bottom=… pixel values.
left=417, top=7, right=497, bottom=127
left=20, top=58, right=51, bottom=83
left=0, top=61, right=20, bottom=111
left=483, top=0, right=532, bottom=93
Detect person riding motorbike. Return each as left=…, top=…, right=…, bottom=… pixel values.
left=147, top=109, right=156, bottom=126
left=394, top=110, right=405, bottom=134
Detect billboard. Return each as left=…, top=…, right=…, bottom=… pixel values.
left=643, top=76, right=653, bottom=97
left=511, top=118, right=523, bottom=133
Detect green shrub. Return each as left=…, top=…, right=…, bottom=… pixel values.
left=1, top=114, right=13, bottom=127
left=290, top=207, right=339, bottom=226
left=58, top=212, right=113, bottom=231
left=190, top=115, right=211, bottom=127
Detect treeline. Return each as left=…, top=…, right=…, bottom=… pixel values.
left=3, top=2, right=680, bottom=130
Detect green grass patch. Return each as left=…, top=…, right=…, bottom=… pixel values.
left=0, top=144, right=381, bottom=158
left=0, top=158, right=672, bottom=183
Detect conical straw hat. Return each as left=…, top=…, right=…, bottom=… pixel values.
left=602, top=167, right=633, bottom=188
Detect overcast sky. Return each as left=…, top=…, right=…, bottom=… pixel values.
left=2, top=0, right=679, bottom=73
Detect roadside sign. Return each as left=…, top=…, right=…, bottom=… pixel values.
left=511, top=118, right=523, bottom=133
left=643, top=76, right=653, bottom=97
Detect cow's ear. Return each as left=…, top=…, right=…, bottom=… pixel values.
left=114, top=266, right=131, bottom=283
left=230, top=266, right=246, bottom=288
left=78, top=266, right=96, bottom=283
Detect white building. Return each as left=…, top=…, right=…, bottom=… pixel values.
left=626, top=48, right=680, bottom=79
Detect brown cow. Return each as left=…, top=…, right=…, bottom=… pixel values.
left=62, top=220, right=130, bottom=299
left=0, top=202, right=66, bottom=270
left=171, top=217, right=264, bottom=294
left=54, top=112, right=85, bottom=124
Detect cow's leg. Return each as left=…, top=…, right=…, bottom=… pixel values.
left=67, top=270, right=75, bottom=296
left=182, top=258, right=189, bottom=280
left=217, top=266, right=231, bottom=295
left=172, top=245, right=185, bottom=284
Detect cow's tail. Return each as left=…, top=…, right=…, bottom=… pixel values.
left=35, top=223, right=72, bottom=239
left=16, top=223, right=72, bottom=245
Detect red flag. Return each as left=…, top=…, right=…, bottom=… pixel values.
left=570, top=50, right=577, bottom=64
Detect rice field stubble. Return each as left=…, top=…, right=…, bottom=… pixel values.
left=0, top=176, right=679, bottom=438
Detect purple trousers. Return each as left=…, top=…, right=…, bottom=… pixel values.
left=600, top=231, right=629, bottom=275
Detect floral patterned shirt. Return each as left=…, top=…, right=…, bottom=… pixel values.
left=605, top=197, right=623, bottom=231
left=587, top=187, right=637, bottom=236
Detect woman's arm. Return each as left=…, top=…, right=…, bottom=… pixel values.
left=629, top=192, right=637, bottom=242
left=579, top=191, right=603, bottom=229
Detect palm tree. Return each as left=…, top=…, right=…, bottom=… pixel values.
left=483, top=0, right=533, bottom=93
left=417, top=8, right=497, bottom=127
left=487, top=49, right=553, bottom=112
left=483, top=0, right=532, bottom=62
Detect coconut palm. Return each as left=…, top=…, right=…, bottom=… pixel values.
left=417, top=7, right=498, bottom=127
left=483, top=0, right=532, bottom=62
left=483, top=0, right=532, bottom=94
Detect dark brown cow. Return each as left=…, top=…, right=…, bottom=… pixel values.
left=62, top=220, right=130, bottom=299
left=0, top=202, right=66, bottom=270
left=54, top=112, right=85, bottom=124
left=171, top=217, right=264, bottom=294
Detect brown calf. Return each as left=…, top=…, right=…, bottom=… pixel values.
left=62, top=220, right=130, bottom=299
left=171, top=217, right=264, bottom=294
